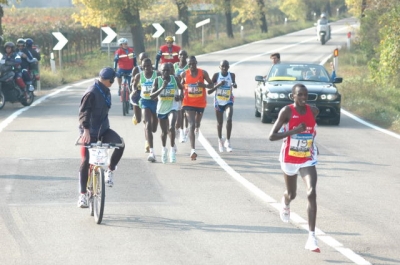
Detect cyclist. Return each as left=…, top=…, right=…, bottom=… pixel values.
left=114, top=38, right=136, bottom=96
left=155, top=36, right=180, bottom=70
left=77, top=67, right=125, bottom=207
left=132, top=58, right=160, bottom=162
left=2, top=42, right=29, bottom=99
left=151, top=63, right=183, bottom=163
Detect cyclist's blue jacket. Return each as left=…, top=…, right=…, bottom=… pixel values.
left=79, top=79, right=111, bottom=137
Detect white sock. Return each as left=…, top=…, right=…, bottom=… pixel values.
left=150, top=148, right=154, bottom=153
left=309, top=231, right=315, bottom=237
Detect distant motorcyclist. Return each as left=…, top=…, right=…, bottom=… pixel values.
left=25, top=38, right=41, bottom=78
left=317, top=13, right=331, bottom=39
left=16, top=38, right=35, bottom=91
left=2, top=42, right=29, bottom=98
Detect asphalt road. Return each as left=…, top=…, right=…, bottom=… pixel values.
left=1, top=18, right=399, bottom=265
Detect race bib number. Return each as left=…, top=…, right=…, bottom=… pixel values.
left=141, top=82, right=153, bottom=98
left=216, top=87, right=231, bottom=101
left=188, top=84, right=202, bottom=98
left=288, top=134, right=313, bottom=158
left=160, top=88, right=175, bottom=101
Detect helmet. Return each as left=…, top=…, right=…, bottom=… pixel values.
left=16, top=38, right=25, bottom=47
left=25, top=38, right=34, bottom=47
left=4, top=41, right=15, bottom=50
left=165, top=36, right=174, bottom=43
left=117, top=38, right=128, bottom=45
left=320, top=13, right=326, bottom=18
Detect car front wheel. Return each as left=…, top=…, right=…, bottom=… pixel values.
left=255, top=95, right=261, bottom=117
left=261, top=101, right=272, bottom=123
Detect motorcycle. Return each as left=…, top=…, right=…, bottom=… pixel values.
left=314, top=20, right=331, bottom=45
left=0, top=59, right=34, bottom=110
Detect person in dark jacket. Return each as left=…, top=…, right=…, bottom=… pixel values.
left=77, top=67, right=125, bottom=208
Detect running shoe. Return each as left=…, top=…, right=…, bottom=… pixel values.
left=145, top=141, right=150, bottom=153
left=190, top=149, right=197, bottom=161
left=305, top=234, right=320, bottom=253
left=218, top=138, right=224, bottom=153
left=161, top=147, right=168, bottom=164
left=105, top=169, right=114, bottom=187
left=77, top=193, right=88, bottom=208
left=148, top=152, right=156, bottom=162
left=224, top=139, right=233, bottom=152
left=132, top=114, right=138, bottom=125
left=280, top=197, right=290, bottom=223
left=170, top=148, right=176, bottom=163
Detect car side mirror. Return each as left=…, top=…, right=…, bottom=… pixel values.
left=333, top=77, right=343, bottom=83
left=255, top=75, right=265, bottom=85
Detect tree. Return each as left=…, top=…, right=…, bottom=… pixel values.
left=175, top=0, right=190, bottom=47
left=257, top=0, right=268, bottom=33
left=0, top=0, right=15, bottom=37
left=280, top=0, right=308, bottom=21
left=72, top=0, right=155, bottom=55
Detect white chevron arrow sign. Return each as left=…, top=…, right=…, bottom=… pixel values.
left=175, top=21, right=187, bottom=35
left=101, top=27, right=117, bottom=44
left=152, top=23, right=165, bottom=38
left=52, top=32, right=68, bottom=50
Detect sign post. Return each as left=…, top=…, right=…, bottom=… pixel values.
left=152, top=23, right=165, bottom=52
left=101, top=27, right=118, bottom=61
left=175, top=21, right=187, bottom=47
left=52, top=32, right=68, bottom=71
left=196, top=18, right=211, bottom=46
left=333, top=48, right=339, bottom=72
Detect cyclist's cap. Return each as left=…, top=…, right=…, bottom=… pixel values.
left=165, top=36, right=174, bottom=42
left=99, top=67, right=116, bottom=80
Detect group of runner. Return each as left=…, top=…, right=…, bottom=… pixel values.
left=126, top=36, right=237, bottom=164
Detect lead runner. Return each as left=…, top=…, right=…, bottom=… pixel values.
left=268, top=83, right=320, bottom=252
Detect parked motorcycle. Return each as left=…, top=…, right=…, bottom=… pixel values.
left=0, top=59, right=34, bottom=110
left=314, top=20, right=331, bottom=45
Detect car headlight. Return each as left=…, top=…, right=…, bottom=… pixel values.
left=320, top=94, right=338, bottom=100
left=267, top=92, right=286, bottom=99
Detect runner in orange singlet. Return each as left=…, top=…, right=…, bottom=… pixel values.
left=180, top=56, right=214, bottom=160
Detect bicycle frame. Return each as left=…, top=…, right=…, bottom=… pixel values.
left=121, top=73, right=131, bottom=116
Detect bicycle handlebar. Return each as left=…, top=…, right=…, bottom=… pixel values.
left=75, top=137, right=125, bottom=148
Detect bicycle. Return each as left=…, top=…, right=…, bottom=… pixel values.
left=75, top=138, right=125, bottom=224
left=120, top=73, right=132, bottom=116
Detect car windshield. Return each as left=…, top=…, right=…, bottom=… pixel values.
left=267, top=64, right=331, bottom=82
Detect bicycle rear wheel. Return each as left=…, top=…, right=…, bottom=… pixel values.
left=93, top=166, right=105, bottom=224
left=122, top=80, right=129, bottom=116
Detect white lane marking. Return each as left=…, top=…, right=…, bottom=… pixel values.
left=0, top=79, right=93, bottom=133
left=341, top=109, right=400, bottom=139
left=198, top=132, right=371, bottom=265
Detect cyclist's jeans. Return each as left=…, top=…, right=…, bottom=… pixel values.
left=79, top=129, right=125, bottom=193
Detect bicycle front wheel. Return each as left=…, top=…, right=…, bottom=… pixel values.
left=93, top=166, right=105, bottom=224
left=122, top=81, right=129, bottom=116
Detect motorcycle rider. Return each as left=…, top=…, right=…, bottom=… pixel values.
left=317, top=13, right=331, bottom=39
left=25, top=38, right=41, bottom=79
left=16, top=38, right=35, bottom=91
left=2, top=42, right=29, bottom=98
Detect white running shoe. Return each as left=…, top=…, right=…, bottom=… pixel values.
left=280, top=197, right=290, bottom=223
left=170, top=148, right=176, bottom=163
left=147, top=152, right=156, bottom=162
left=77, top=193, right=88, bottom=208
left=305, top=234, right=320, bottom=253
left=218, top=138, right=224, bottom=153
left=190, top=149, right=197, bottom=161
left=105, top=169, right=114, bottom=187
left=224, top=139, right=233, bottom=152
left=161, top=147, right=168, bottom=164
